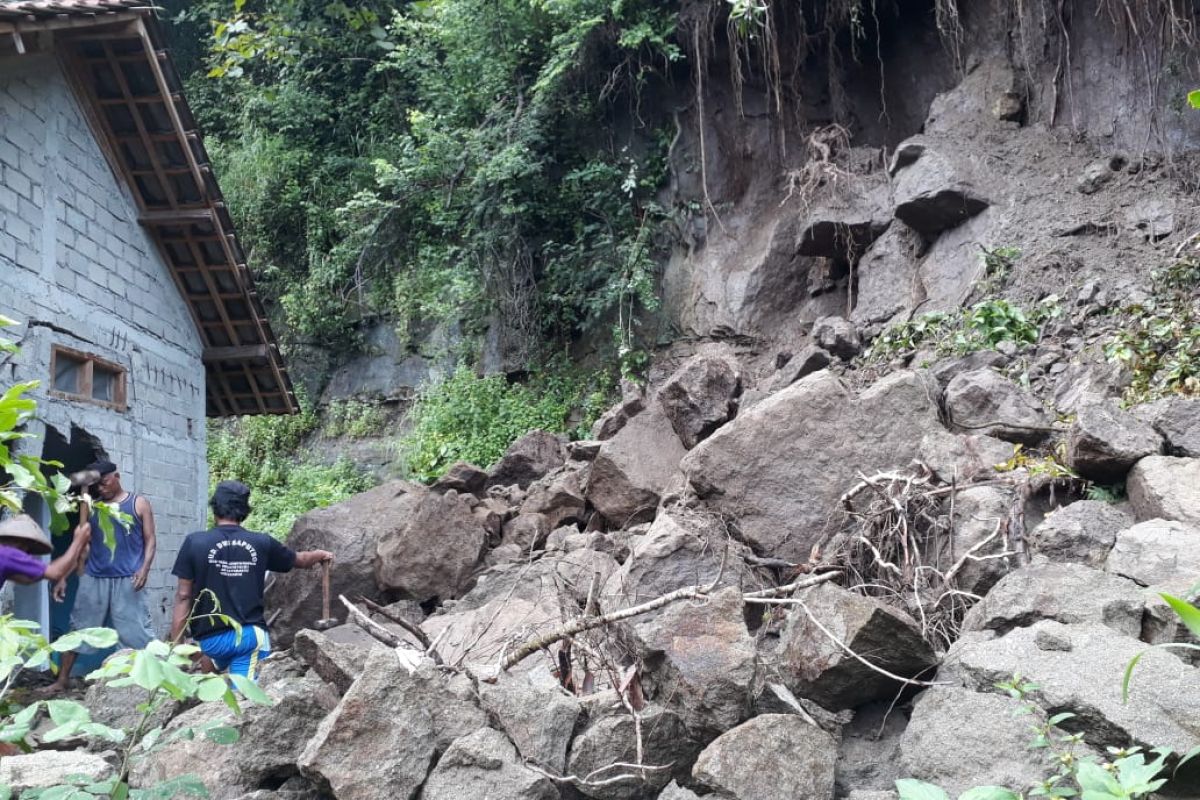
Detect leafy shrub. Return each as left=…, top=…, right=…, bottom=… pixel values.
left=863, top=297, right=1061, bottom=363
left=1104, top=257, right=1200, bottom=405
left=400, top=364, right=613, bottom=482
left=322, top=398, right=390, bottom=439
left=207, top=394, right=375, bottom=539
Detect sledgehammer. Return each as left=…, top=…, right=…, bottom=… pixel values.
left=313, top=561, right=338, bottom=631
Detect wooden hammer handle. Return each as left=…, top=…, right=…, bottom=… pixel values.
left=321, top=561, right=331, bottom=621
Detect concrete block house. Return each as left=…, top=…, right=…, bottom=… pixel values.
left=0, top=1, right=295, bottom=652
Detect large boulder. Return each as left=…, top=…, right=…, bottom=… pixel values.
left=1065, top=401, right=1162, bottom=482
left=501, top=512, right=552, bottom=553
left=683, top=370, right=943, bottom=562
left=767, top=345, right=831, bottom=392
left=135, top=671, right=336, bottom=800
left=84, top=680, right=177, bottom=732
left=941, top=621, right=1200, bottom=753
left=1053, top=361, right=1131, bottom=414
left=946, top=486, right=1016, bottom=596
left=601, top=509, right=763, bottom=615
left=418, top=728, right=558, bottom=800
left=586, top=402, right=688, bottom=527
left=0, top=750, right=112, bottom=794
left=1126, top=456, right=1200, bottom=526
left=423, top=550, right=619, bottom=670
left=565, top=703, right=699, bottom=800
left=1025, top=500, right=1134, bottom=568
left=796, top=193, right=890, bottom=260
left=488, top=431, right=566, bottom=489
left=835, top=703, right=906, bottom=797
left=657, top=355, right=742, bottom=449
left=658, top=783, right=702, bottom=800
left=890, top=143, right=988, bottom=235
left=917, top=430, right=1013, bottom=484
left=267, top=480, right=420, bottom=647
left=692, top=714, right=839, bottom=800
left=898, top=687, right=1069, bottom=797
left=1136, top=396, right=1200, bottom=457
left=591, top=395, right=646, bottom=441
left=623, top=587, right=757, bottom=737
left=479, top=667, right=581, bottom=774
left=299, top=649, right=485, bottom=800
left=1104, top=518, right=1200, bottom=590
left=770, top=583, right=937, bottom=710
left=944, top=369, right=1052, bottom=445
left=432, top=461, right=489, bottom=496
left=961, top=563, right=1145, bottom=638
left=850, top=223, right=924, bottom=326
left=521, top=464, right=587, bottom=530
left=812, top=316, right=862, bottom=361
left=375, top=487, right=488, bottom=602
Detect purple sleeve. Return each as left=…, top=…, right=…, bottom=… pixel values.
left=0, top=545, right=45, bottom=583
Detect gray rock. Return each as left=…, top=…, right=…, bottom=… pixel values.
left=930, top=350, right=1009, bottom=389
left=375, top=487, right=488, bottom=602
left=1105, top=518, right=1200, bottom=589
left=835, top=703, right=905, bottom=797
left=625, top=587, right=757, bottom=737
left=267, top=480, right=419, bottom=647
left=601, top=509, right=763, bottom=615
left=299, top=649, right=485, bottom=800
left=1053, top=361, right=1131, bottom=414
left=293, top=628, right=373, bottom=693
left=657, top=782, right=702, bottom=800
left=592, top=395, right=646, bottom=441
left=683, top=370, right=943, bottom=562
left=479, top=667, right=582, bottom=774
left=851, top=223, right=924, bottom=326
left=432, top=461, right=488, bottom=496
left=521, top=465, right=587, bottom=529
left=84, top=680, right=177, bottom=733
left=944, top=369, right=1052, bottom=445
left=1136, top=396, right=1200, bottom=457
left=1077, top=159, right=1115, bottom=194
left=1127, top=456, right=1200, bottom=526
left=0, top=750, right=112, bottom=793
left=1066, top=401, right=1162, bottom=482
left=941, top=621, right=1200, bottom=753
left=501, top=512, right=552, bottom=553
left=846, top=793, right=898, bottom=800
left=136, top=672, right=336, bottom=800
left=891, top=144, right=989, bottom=235
left=488, top=431, right=566, bottom=490
left=898, top=687, right=1064, bottom=797
left=1124, top=197, right=1175, bottom=241
left=586, top=401, right=688, bottom=527
left=917, top=430, right=1013, bottom=483
left=566, top=704, right=698, bottom=800
left=948, top=486, right=1017, bottom=596
left=1026, top=500, right=1134, bottom=568
left=768, top=345, right=831, bottom=391
left=961, top=563, right=1145, bottom=638
left=657, top=355, right=742, bottom=449
left=569, top=439, right=603, bottom=461
left=692, top=714, right=838, bottom=800
left=418, top=728, right=558, bottom=800
left=773, top=583, right=937, bottom=710
left=796, top=196, right=891, bottom=259
left=812, top=316, right=862, bottom=360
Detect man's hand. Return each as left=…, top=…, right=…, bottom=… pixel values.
left=132, top=569, right=149, bottom=592
left=52, top=579, right=67, bottom=603
left=73, top=521, right=91, bottom=542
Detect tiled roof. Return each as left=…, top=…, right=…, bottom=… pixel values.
left=0, top=1, right=297, bottom=416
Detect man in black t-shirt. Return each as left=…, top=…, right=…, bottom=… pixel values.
left=170, top=481, right=333, bottom=681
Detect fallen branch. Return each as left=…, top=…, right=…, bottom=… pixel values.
left=358, top=596, right=435, bottom=652
left=742, top=570, right=841, bottom=599
left=525, top=761, right=672, bottom=789
left=340, top=595, right=418, bottom=655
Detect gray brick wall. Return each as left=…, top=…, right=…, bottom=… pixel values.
left=0, top=54, right=208, bottom=635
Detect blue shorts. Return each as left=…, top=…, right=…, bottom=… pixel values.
left=197, top=626, right=270, bottom=682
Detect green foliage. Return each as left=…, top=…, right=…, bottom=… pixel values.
left=1123, top=592, right=1200, bottom=702
left=400, top=364, right=613, bottom=482
left=1188, top=89, right=1200, bottom=109
left=175, top=0, right=679, bottom=366
left=207, top=394, right=376, bottom=538
left=1086, top=483, right=1126, bottom=504
left=1104, top=258, right=1200, bottom=405
left=993, top=443, right=1078, bottom=480
left=863, top=297, right=1061, bottom=364
left=321, top=398, right=389, bottom=439
left=899, top=675, right=1169, bottom=800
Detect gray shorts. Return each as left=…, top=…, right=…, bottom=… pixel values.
left=70, top=574, right=156, bottom=652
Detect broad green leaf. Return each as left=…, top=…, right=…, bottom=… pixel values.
left=1188, top=89, right=1200, bottom=110
left=46, top=699, right=91, bottom=726
left=958, top=788, right=1021, bottom=800
left=896, top=779, right=952, bottom=800
left=204, top=725, right=239, bottom=745
left=198, top=676, right=230, bottom=703
left=1076, top=761, right=1122, bottom=795
left=130, top=650, right=165, bottom=691
left=1160, top=593, right=1200, bottom=640
left=229, top=674, right=273, bottom=706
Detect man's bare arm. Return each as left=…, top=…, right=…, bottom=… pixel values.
left=169, top=577, right=194, bottom=643
left=133, top=496, right=156, bottom=591
left=293, top=550, right=334, bottom=569
left=37, top=523, right=93, bottom=584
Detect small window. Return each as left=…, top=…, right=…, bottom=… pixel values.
left=49, top=346, right=127, bottom=411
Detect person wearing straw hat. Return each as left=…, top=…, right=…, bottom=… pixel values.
left=0, top=514, right=92, bottom=589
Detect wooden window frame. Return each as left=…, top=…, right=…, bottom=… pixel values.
left=49, top=345, right=128, bottom=412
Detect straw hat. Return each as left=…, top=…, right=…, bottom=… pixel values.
left=0, top=514, right=52, bottom=556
